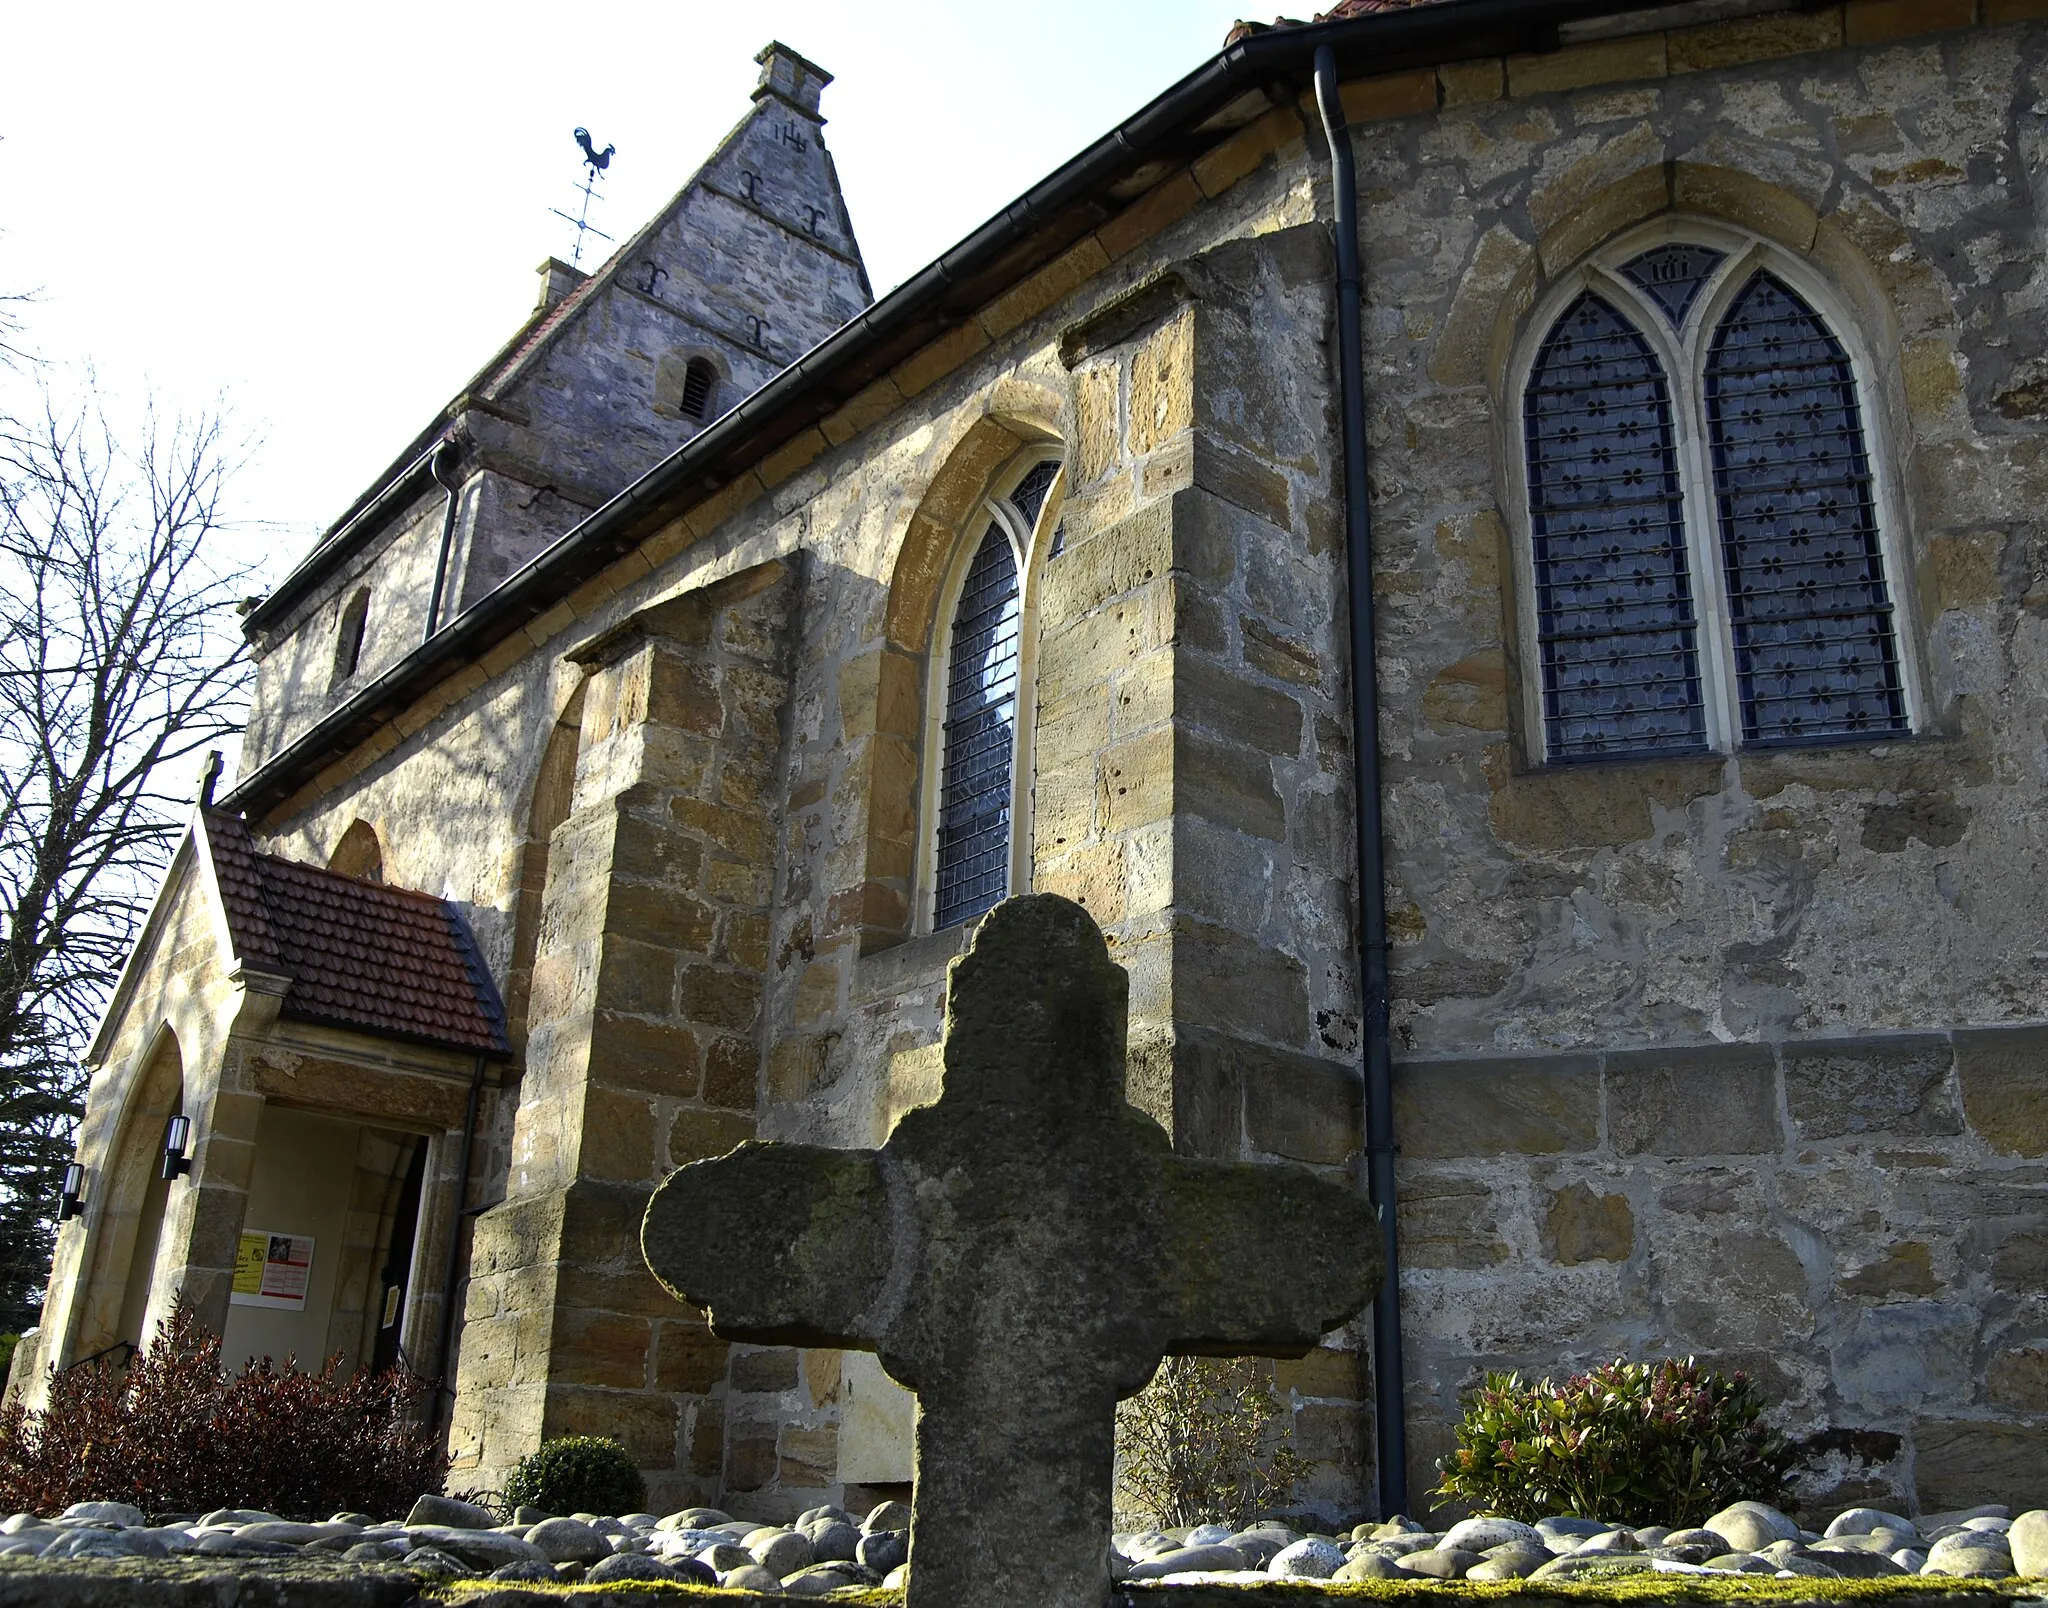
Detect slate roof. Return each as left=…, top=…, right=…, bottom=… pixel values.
left=201, top=810, right=509, bottom=1057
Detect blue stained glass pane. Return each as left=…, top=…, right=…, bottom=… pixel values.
left=1008, top=460, right=1059, bottom=530
left=1524, top=293, right=1707, bottom=762
left=1621, top=244, right=1727, bottom=328
left=1705, top=272, right=1907, bottom=748
left=934, top=523, right=1020, bottom=930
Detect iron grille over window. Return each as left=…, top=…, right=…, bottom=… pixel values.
left=1521, top=237, right=1909, bottom=763
left=1524, top=294, right=1705, bottom=761
left=680, top=358, right=717, bottom=421
left=934, top=522, right=1021, bottom=930
left=1705, top=273, right=1906, bottom=746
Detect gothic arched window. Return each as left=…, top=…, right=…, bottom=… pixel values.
left=928, top=457, right=1062, bottom=932
left=1516, top=227, right=1913, bottom=762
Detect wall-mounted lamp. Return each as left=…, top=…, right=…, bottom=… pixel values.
left=160, top=1115, right=192, bottom=1181
left=57, top=1162, right=84, bottom=1222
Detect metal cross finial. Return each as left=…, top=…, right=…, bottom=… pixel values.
left=551, top=128, right=617, bottom=268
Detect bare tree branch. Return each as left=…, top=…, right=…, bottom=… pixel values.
left=0, top=374, right=258, bottom=1328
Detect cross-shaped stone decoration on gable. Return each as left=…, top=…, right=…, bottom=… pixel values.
left=643, top=894, right=1381, bottom=1608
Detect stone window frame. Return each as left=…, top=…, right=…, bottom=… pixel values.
left=329, top=587, right=371, bottom=692
left=912, top=450, right=1067, bottom=935
left=1503, top=215, right=1927, bottom=765
left=654, top=347, right=729, bottom=423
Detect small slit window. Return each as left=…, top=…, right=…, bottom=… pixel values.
left=1516, top=227, right=1913, bottom=763
left=330, top=588, right=370, bottom=691
left=680, top=357, right=717, bottom=421
left=926, top=455, right=1063, bottom=932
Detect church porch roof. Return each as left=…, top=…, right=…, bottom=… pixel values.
left=200, top=810, right=509, bottom=1058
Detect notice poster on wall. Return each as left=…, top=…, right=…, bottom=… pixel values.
left=230, top=1230, right=314, bottom=1310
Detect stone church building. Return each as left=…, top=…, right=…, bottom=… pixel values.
left=17, top=1, right=2048, bottom=1524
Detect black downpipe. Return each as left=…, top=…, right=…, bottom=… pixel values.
left=434, top=1053, right=487, bottom=1427
left=422, top=440, right=464, bottom=641
left=1314, top=44, right=1407, bottom=1520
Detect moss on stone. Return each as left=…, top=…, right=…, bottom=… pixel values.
left=433, top=1575, right=2036, bottom=1608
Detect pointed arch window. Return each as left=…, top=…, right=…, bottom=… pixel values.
left=927, top=455, right=1064, bottom=932
left=1524, top=293, right=1704, bottom=760
left=1517, top=227, right=1912, bottom=763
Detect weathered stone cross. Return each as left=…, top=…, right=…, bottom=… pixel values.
left=642, top=894, right=1381, bottom=1608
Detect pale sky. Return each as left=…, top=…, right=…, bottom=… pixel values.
left=4, top=1, right=1255, bottom=575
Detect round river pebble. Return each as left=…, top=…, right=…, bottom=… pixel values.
left=10, top=1492, right=2048, bottom=1592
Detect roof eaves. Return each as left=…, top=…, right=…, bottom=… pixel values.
left=223, top=0, right=1684, bottom=817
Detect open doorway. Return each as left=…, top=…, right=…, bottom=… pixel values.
left=372, top=1140, right=426, bottom=1375
left=222, top=1106, right=429, bottom=1375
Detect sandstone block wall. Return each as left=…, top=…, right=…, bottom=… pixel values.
left=1325, top=6, right=2048, bottom=1516
left=183, top=1, right=2048, bottom=1525
left=1394, top=1030, right=2048, bottom=1513
left=448, top=561, right=797, bottom=1505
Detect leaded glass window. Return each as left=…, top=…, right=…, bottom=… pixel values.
left=1520, top=232, right=1911, bottom=763
left=1621, top=244, right=1725, bottom=329
left=934, top=522, right=1020, bottom=930
left=1524, top=294, right=1705, bottom=761
left=1009, top=461, right=1059, bottom=530
left=1705, top=272, right=1906, bottom=746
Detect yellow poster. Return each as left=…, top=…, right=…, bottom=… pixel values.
left=232, top=1233, right=266, bottom=1296
left=228, top=1228, right=314, bottom=1310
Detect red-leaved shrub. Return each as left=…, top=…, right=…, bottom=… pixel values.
left=0, top=1303, right=445, bottom=1518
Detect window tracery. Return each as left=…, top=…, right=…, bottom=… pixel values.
left=927, top=455, right=1063, bottom=932
left=1515, top=225, right=1913, bottom=764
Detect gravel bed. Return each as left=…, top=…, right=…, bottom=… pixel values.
left=1113, top=1502, right=2048, bottom=1587
left=0, top=1494, right=911, bottom=1594
left=10, top=1494, right=2048, bottom=1596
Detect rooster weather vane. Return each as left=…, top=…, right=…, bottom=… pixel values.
left=552, top=127, right=617, bottom=267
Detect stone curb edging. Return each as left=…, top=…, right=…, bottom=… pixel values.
left=0, top=1554, right=428, bottom=1606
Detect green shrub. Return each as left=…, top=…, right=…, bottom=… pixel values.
left=502, top=1435, right=645, bottom=1518
left=1434, top=1357, right=1795, bottom=1525
left=1114, top=1355, right=1311, bottom=1529
left=0, top=1302, right=443, bottom=1517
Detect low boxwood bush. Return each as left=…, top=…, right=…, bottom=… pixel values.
left=0, top=1302, right=444, bottom=1517
left=1434, top=1356, right=1795, bottom=1524
left=502, top=1435, right=645, bottom=1517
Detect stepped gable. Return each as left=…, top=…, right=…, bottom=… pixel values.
left=201, top=809, right=508, bottom=1057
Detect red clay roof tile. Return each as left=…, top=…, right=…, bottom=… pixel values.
left=203, top=811, right=508, bottom=1057
left=1226, top=0, right=1445, bottom=43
